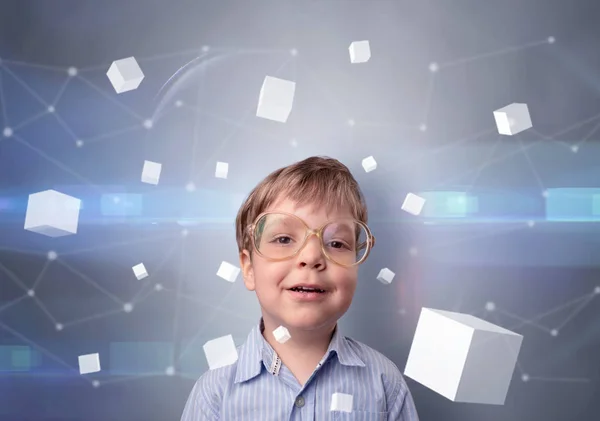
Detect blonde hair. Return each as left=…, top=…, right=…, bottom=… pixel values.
left=235, top=156, right=369, bottom=255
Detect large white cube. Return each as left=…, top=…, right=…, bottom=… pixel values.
left=216, top=261, right=240, bottom=283
left=349, top=40, right=371, bottom=64
left=404, top=307, right=523, bottom=405
left=256, top=76, right=296, bottom=123
left=141, top=160, right=162, bottom=185
left=493, top=103, right=532, bottom=136
left=362, top=156, right=377, bottom=173
left=401, top=193, right=426, bottom=216
left=203, top=334, right=238, bottom=370
left=330, top=392, right=353, bottom=412
left=215, top=161, right=229, bottom=179
left=106, top=57, right=145, bottom=94
left=78, top=353, right=101, bottom=375
left=24, top=189, right=81, bottom=237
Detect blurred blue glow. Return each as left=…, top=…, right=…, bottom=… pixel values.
left=546, top=188, right=600, bottom=221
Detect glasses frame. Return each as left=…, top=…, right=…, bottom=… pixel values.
left=246, top=211, right=376, bottom=267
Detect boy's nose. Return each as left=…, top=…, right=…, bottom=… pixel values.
left=296, top=235, right=326, bottom=268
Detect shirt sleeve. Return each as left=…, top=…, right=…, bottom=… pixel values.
left=180, top=374, right=221, bottom=421
left=386, top=376, right=420, bottom=421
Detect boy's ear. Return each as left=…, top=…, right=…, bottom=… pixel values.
left=239, top=250, right=255, bottom=291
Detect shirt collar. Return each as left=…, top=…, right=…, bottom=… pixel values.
left=234, top=318, right=365, bottom=384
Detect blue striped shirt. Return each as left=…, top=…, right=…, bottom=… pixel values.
left=181, top=319, right=419, bottom=420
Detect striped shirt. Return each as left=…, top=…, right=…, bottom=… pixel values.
left=180, top=319, right=420, bottom=421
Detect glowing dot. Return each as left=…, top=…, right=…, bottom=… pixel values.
left=55, top=323, right=63, bottom=331
left=571, top=145, right=579, bottom=153
left=175, top=100, right=183, bottom=108
left=550, top=329, right=558, bottom=336
left=143, top=119, right=153, bottom=129
left=398, top=308, right=406, bottom=315
left=548, top=36, right=555, bottom=44
left=594, top=286, right=600, bottom=294
left=181, top=229, right=189, bottom=237
left=409, top=247, right=418, bottom=257
left=201, top=45, right=210, bottom=53
left=165, top=366, right=175, bottom=376
left=123, top=303, right=133, bottom=313
left=290, top=138, right=298, bottom=148
left=67, top=67, right=78, bottom=76
left=419, top=124, right=427, bottom=132
left=428, top=62, right=439, bottom=72
left=76, top=139, right=84, bottom=147
left=92, top=380, right=100, bottom=388
left=485, top=301, right=495, bottom=312
left=3, top=127, right=13, bottom=137
left=185, top=182, right=196, bottom=192
left=47, top=250, right=57, bottom=260
left=347, top=119, right=355, bottom=127
left=27, top=290, right=35, bottom=297
left=47, top=105, right=55, bottom=113
left=290, top=48, right=298, bottom=57
left=155, top=284, right=163, bottom=291
left=527, top=220, right=535, bottom=228
left=542, top=190, right=549, bottom=198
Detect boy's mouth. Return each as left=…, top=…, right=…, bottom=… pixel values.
left=288, top=285, right=326, bottom=294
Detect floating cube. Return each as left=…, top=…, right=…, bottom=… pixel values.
left=404, top=308, right=523, bottom=405
left=256, top=76, right=296, bottom=123
left=349, top=41, right=371, bottom=64
left=493, top=103, right=532, bottom=136
left=24, top=189, right=81, bottom=237
left=132, top=263, right=148, bottom=280
left=141, top=160, right=162, bottom=185
left=362, top=156, right=377, bottom=173
left=377, top=268, right=395, bottom=285
left=78, top=353, right=101, bottom=375
left=203, top=334, right=238, bottom=370
left=402, top=193, right=426, bottom=216
left=215, top=161, right=229, bottom=179
left=273, top=326, right=291, bottom=344
left=216, top=261, right=240, bottom=283
left=106, top=57, right=145, bottom=94
left=330, top=392, right=353, bottom=412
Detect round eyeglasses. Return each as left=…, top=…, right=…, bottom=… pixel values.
left=246, top=211, right=376, bottom=267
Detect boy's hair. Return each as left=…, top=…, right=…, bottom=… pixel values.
left=235, top=156, right=369, bottom=256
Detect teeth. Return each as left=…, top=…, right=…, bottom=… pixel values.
left=291, top=287, right=324, bottom=293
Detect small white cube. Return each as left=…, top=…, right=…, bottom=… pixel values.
left=330, top=392, right=353, bottom=412
left=106, top=56, right=145, bottom=94
left=349, top=40, right=371, bottom=64
left=215, top=161, right=229, bottom=179
left=362, top=156, right=377, bottom=173
left=24, top=189, right=81, bottom=237
left=203, top=334, right=238, bottom=370
left=402, top=193, right=426, bottom=216
left=256, top=76, right=296, bottom=123
left=78, top=353, right=101, bottom=375
left=404, top=308, right=523, bottom=405
left=273, top=326, right=291, bottom=344
left=493, top=103, right=532, bottom=136
left=132, top=263, right=148, bottom=280
left=141, top=160, right=162, bottom=185
left=216, top=261, right=240, bottom=283
left=377, top=268, right=395, bottom=285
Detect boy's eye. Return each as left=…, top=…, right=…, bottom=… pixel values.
left=272, top=235, right=293, bottom=245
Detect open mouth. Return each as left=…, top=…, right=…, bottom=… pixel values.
left=288, top=286, right=326, bottom=294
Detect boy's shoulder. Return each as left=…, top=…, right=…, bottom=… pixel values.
left=341, top=335, right=407, bottom=381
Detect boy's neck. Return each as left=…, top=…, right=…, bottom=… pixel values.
left=260, top=317, right=336, bottom=370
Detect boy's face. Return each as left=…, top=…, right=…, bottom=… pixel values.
left=240, top=197, right=359, bottom=332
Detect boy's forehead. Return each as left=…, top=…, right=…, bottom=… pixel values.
left=265, top=196, right=353, bottom=220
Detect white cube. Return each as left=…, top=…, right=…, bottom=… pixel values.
left=132, top=263, right=148, bottom=280
left=361, top=156, right=377, bottom=173
left=404, top=308, right=523, bottom=405
left=78, top=353, right=101, bottom=375
left=377, top=268, right=395, bottom=285
left=273, top=326, right=291, bottom=344
left=493, top=103, right=532, bottom=136
left=24, top=189, right=81, bottom=237
left=349, top=40, right=371, bottom=64
left=216, top=261, right=240, bottom=283
left=215, top=161, right=229, bottom=179
left=256, top=76, right=296, bottom=123
left=203, top=334, right=238, bottom=370
left=106, top=56, right=145, bottom=94
left=141, top=160, right=162, bottom=185
left=402, top=193, right=426, bottom=216
left=330, top=392, right=353, bottom=412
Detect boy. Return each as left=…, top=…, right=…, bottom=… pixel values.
left=181, top=156, right=419, bottom=420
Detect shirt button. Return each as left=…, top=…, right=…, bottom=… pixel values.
left=294, top=396, right=305, bottom=408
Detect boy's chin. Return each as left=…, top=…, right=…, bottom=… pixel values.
left=280, top=315, right=338, bottom=332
